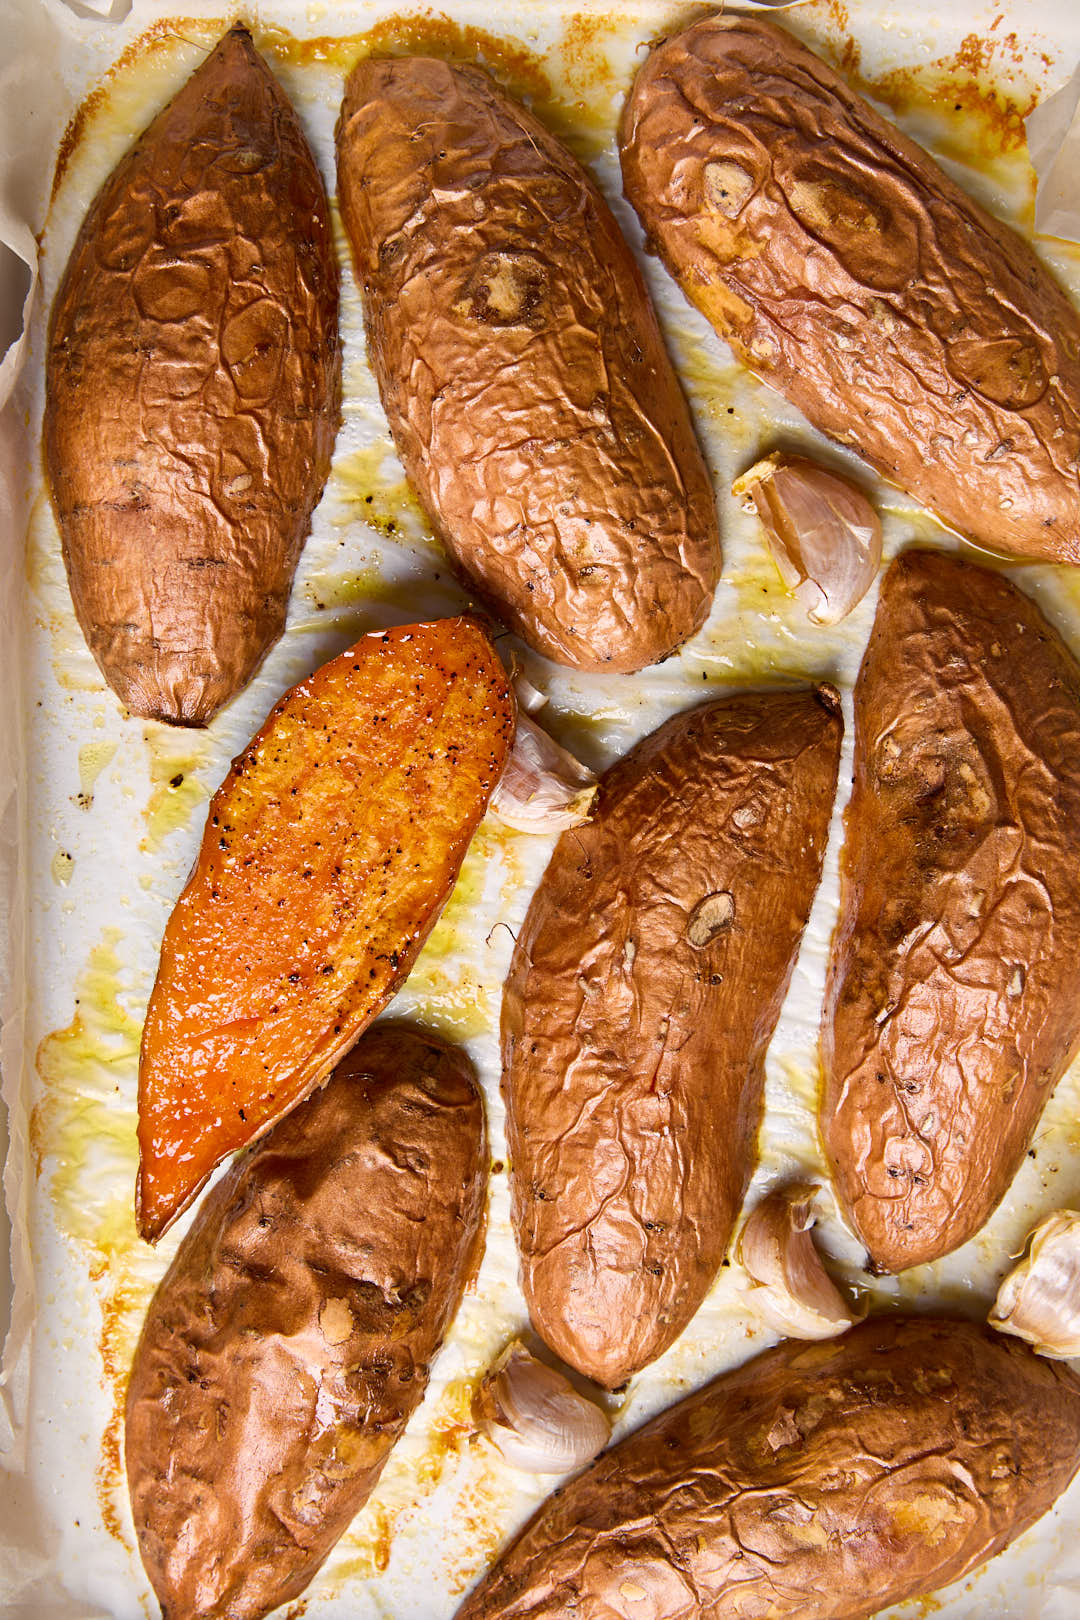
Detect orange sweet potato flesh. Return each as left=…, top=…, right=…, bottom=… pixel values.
left=136, top=617, right=512, bottom=1242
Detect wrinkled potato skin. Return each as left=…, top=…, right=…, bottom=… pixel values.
left=45, top=25, right=341, bottom=724
left=823, top=551, right=1080, bottom=1273
left=127, top=1023, right=487, bottom=1620
left=137, top=617, right=512, bottom=1242
left=336, top=58, right=720, bottom=672
left=455, top=1317, right=1080, bottom=1620
left=620, top=17, right=1080, bottom=564
left=503, top=690, right=841, bottom=1389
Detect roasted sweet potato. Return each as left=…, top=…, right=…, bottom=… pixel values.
left=455, top=1316, right=1080, bottom=1620
left=45, top=24, right=341, bottom=724
left=136, top=617, right=512, bottom=1241
left=503, top=689, right=842, bottom=1388
left=336, top=57, right=720, bottom=672
left=127, top=1022, right=486, bottom=1620
left=620, top=16, right=1080, bottom=564
left=822, top=550, right=1080, bottom=1274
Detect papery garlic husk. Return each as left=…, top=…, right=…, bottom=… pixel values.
left=989, top=1209, right=1080, bottom=1358
left=512, top=670, right=549, bottom=714
left=733, top=453, right=882, bottom=626
left=474, top=1340, right=611, bottom=1474
left=490, top=712, right=597, bottom=833
left=739, top=1183, right=855, bottom=1339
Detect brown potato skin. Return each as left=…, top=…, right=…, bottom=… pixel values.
left=126, top=1022, right=486, bottom=1620
left=137, top=616, right=512, bottom=1242
left=336, top=57, right=720, bottom=673
left=503, top=689, right=842, bottom=1389
left=620, top=16, right=1080, bottom=564
left=822, top=550, right=1080, bottom=1273
left=45, top=25, right=341, bottom=724
left=454, top=1317, right=1080, bottom=1620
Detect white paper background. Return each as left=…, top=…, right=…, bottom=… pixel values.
left=6, top=1, right=1080, bottom=1616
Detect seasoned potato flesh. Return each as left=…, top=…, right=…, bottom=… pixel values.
left=136, top=617, right=512, bottom=1241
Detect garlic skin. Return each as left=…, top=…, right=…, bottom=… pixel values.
left=739, top=1184, right=855, bottom=1339
left=474, top=1341, right=611, bottom=1474
left=990, top=1210, right=1080, bottom=1358
left=490, top=713, right=597, bottom=834
left=733, top=453, right=882, bottom=626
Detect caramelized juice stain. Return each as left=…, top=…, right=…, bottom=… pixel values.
left=141, top=725, right=209, bottom=852
left=33, top=930, right=141, bottom=1258
left=260, top=11, right=613, bottom=159
left=49, top=16, right=222, bottom=204
left=76, top=740, right=117, bottom=809
left=328, top=1376, right=499, bottom=1589
left=26, top=492, right=105, bottom=695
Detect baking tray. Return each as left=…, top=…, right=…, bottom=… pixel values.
left=5, top=1, right=1080, bottom=1615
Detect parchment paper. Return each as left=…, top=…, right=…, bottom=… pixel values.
left=5, top=2, right=1080, bottom=1616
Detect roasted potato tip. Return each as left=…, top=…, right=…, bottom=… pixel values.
left=336, top=56, right=720, bottom=672
left=455, top=1317, right=1080, bottom=1620
left=45, top=23, right=341, bottom=724
left=823, top=550, right=1080, bottom=1273
left=136, top=616, right=513, bottom=1242
left=126, top=1022, right=487, bottom=1620
left=621, top=15, right=1080, bottom=564
left=503, top=688, right=841, bottom=1388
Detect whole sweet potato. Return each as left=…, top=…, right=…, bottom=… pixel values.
left=620, top=16, right=1080, bottom=564
left=455, top=1316, right=1080, bottom=1620
left=45, top=24, right=341, bottom=724
left=137, top=616, right=512, bottom=1242
left=336, top=57, right=720, bottom=672
left=822, top=550, right=1080, bottom=1273
left=127, top=1022, right=486, bottom=1620
left=503, top=689, right=842, bottom=1388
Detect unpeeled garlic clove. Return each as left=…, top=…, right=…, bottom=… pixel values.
left=733, top=453, right=882, bottom=626
left=490, top=713, right=597, bottom=834
left=739, top=1183, right=855, bottom=1339
left=474, top=1340, right=611, bottom=1474
left=990, top=1209, right=1080, bottom=1358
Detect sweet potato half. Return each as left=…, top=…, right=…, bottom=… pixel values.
left=503, top=688, right=842, bottom=1388
left=620, top=16, right=1080, bottom=563
left=336, top=57, right=720, bottom=672
left=45, top=24, right=341, bottom=724
left=127, top=1022, right=487, bottom=1620
left=136, top=617, right=512, bottom=1241
left=455, top=1317, right=1080, bottom=1620
left=822, top=550, right=1080, bottom=1273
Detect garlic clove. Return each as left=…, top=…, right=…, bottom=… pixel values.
left=989, top=1209, right=1080, bottom=1358
left=490, top=712, right=598, bottom=834
left=474, top=1340, right=611, bottom=1474
left=512, top=671, right=549, bottom=715
left=732, top=453, right=882, bottom=626
left=739, top=1183, right=855, bottom=1340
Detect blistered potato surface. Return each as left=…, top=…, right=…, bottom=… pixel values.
left=455, top=1318, right=1080, bottom=1620
left=16, top=5, right=1080, bottom=1620
left=336, top=55, right=720, bottom=672
left=503, top=689, right=841, bottom=1389
left=44, top=25, right=341, bottom=724
left=127, top=1023, right=487, bottom=1620
left=823, top=551, right=1080, bottom=1274
left=620, top=15, right=1080, bottom=565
